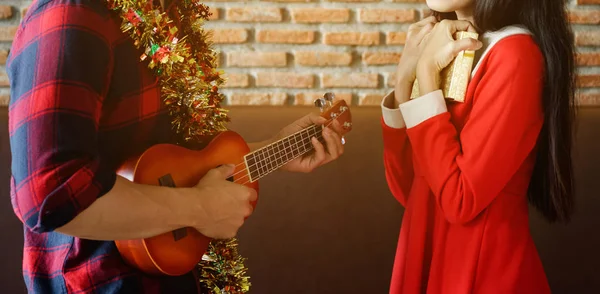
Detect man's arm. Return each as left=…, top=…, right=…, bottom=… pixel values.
left=8, top=4, right=253, bottom=241
left=54, top=177, right=198, bottom=240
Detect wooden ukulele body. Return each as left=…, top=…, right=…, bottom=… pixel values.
left=115, top=131, right=259, bottom=276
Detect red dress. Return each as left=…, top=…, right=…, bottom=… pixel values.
left=381, top=27, right=552, bottom=293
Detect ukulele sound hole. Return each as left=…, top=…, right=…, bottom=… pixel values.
left=217, top=164, right=235, bottom=182
left=158, top=174, right=188, bottom=242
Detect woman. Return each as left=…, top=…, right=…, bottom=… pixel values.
left=380, top=0, right=575, bottom=293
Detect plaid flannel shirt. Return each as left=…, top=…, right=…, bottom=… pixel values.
left=7, top=0, right=198, bottom=292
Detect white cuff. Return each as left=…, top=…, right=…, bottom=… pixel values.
left=380, top=90, right=406, bottom=129
left=399, top=90, right=447, bottom=128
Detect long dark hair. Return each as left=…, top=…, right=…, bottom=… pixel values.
left=434, top=0, right=576, bottom=223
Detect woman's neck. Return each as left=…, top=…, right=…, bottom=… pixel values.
left=455, top=8, right=475, bottom=23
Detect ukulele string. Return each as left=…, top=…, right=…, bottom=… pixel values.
left=228, top=112, right=342, bottom=179
left=230, top=125, right=322, bottom=184
left=233, top=129, right=322, bottom=186
left=227, top=110, right=346, bottom=182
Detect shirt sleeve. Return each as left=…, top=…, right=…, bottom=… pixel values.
left=399, top=36, right=544, bottom=224
left=7, top=4, right=116, bottom=233
left=380, top=91, right=414, bottom=206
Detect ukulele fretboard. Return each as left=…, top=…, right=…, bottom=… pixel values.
left=244, top=124, right=325, bottom=182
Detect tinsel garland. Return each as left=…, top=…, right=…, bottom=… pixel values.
left=106, top=0, right=229, bottom=140
left=104, top=0, right=250, bottom=293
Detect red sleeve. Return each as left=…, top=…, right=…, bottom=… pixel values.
left=381, top=119, right=414, bottom=206
left=401, top=36, right=544, bottom=224
left=7, top=4, right=116, bottom=233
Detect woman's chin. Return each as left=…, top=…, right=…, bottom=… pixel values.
left=426, top=0, right=459, bottom=13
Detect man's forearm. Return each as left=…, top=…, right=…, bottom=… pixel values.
left=56, top=176, right=198, bottom=241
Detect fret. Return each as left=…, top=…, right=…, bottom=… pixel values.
left=300, top=129, right=308, bottom=154
left=268, top=144, right=276, bottom=170
left=275, top=143, right=283, bottom=168
left=246, top=153, right=259, bottom=181
left=257, top=148, right=267, bottom=178
left=292, top=132, right=302, bottom=158
left=263, top=145, right=271, bottom=170
left=305, top=127, right=314, bottom=149
left=283, top=137, right=291, bottom=162
left=264, top=147, right=271, bottom=174
left=266, top=145, right=275, bottom=171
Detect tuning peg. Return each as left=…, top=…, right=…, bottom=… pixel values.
left=323, top=92, right=334, bottom=101
left=314, top=98, right=326, bottom=112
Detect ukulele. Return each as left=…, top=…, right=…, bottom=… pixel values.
left=114, top=93, right=353, bottom=276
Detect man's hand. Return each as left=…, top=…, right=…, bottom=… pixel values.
left=276, top=113, right=345, bottom=173
left=192, top=164, right=257, bottom=239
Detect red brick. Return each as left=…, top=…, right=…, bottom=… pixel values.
left=226, top=7, right=282, bottom=22
left=0, top=71, right=9, bottom=87
left=575, top=31, right=600, bottom=46
left=291, top=8, right=350, bottom=23
left=0, top=26, right=18, bottom=42
left=362, top=51, right=401, bottom=65
left=0, top=50, right=8, bottom=65
left=577, top=75, right=600, bottom=88
left=294, top=92, right=352, bottom=106
left=257, top=30, right=315, bottom=44
left=324, top=32, right=380, bottom=46
left=577, top=93, right=600, bottom=106
left=358, top=9, right=416, bottom=23
left=229, top=93, right=288, bottom=105
left=0, top=5, right=12, bottom=19
left=386, top=32, right=407, bottom=45
left=222, top=73, right=250, bottom=88
left=387, top=72, right=397, bottom=87
left=568, top=10, right=600, bottom=24
left=358, top=93, right=384, bottom=106
left=256, top=72, right=314, bottom=88
left=577, top=52, right=600, bottom=66
left=577, top=0, right=600, bottom=4
left=322, top=73, right=379, bottom=88
left=228, top=93, right=287, bottom=106
left=208, top=7, right=220, bottom=20
left=295, top=51, right=352, bottom=66
left=227, top=52, right=287, bottom=67
left=208, top=29, right=248, bottom=44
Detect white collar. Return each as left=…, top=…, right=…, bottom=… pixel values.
left=471, top=25, right=533, bottom=77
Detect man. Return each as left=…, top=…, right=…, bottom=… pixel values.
left=6, top=0, right=344, bottom=293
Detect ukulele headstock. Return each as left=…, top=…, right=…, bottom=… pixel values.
left=314, top=92, right=353, bottom=135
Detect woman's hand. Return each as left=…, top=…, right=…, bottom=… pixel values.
left=391, top=16, right=438, bottom=106
left=416, top=19, right=482, bottom=95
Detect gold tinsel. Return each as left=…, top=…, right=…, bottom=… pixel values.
left=198, top=238, right=251, bottom=294
left=106, top=0, right=229, bottom=141
left=104, top=0, right=249, bottom=292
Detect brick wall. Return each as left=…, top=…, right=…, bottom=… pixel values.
left=0, top=0, right=599, bottom=107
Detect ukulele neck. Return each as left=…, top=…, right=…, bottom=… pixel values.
left=243, top=124, right=325, bottom=183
